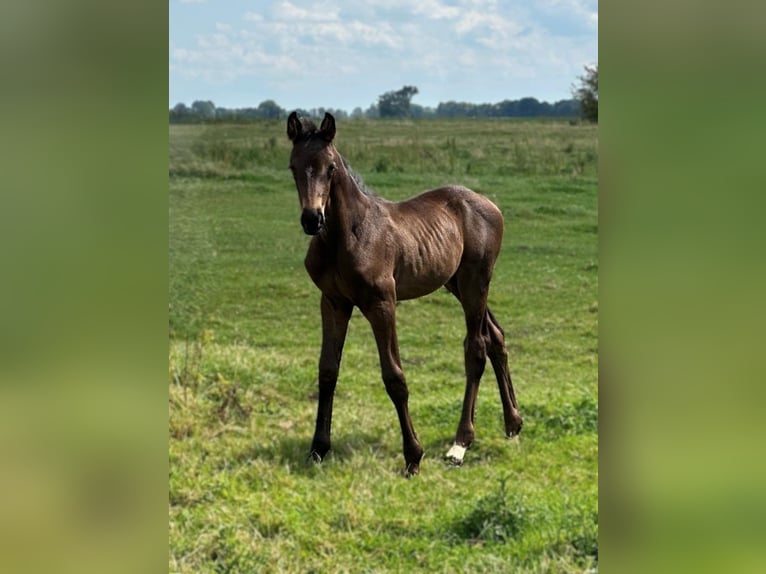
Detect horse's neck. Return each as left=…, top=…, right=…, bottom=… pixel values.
left=326, top=167, right=371, bottom=242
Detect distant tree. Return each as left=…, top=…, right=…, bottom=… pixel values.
left=436, top=100, right=466, bottom=118
left=517, top=97, right=541, bottom=116
left=256, top=99, right=285, bottom=119
left=350, top=107, right=364, bottom=119
left=191, top=100, right=216, bottom=119
left=410, top=104, right=435, bottom=119
left=475, top=103, right=494, bottom=117
left=378, top=86, right=419, bottom=118
left=170, top=102, right=191, bottom=122
left=238, top=107, right=257, bottom=120
left=573, top=64, right=598, bottom=122
left=216, top=107, right=239, bottom=121
left=553, top=99, right=579, bottom=117
left=364, top=103, right=380, bottom=119
left=326, top=108, right=348, bottom=120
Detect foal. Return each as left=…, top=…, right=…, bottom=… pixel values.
left=287, top=112, right=522, bottom=475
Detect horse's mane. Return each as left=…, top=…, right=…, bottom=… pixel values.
left=341, top=157, right=376, bottom=197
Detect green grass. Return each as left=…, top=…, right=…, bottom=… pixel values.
left=169, top=118, right=598, bottom=573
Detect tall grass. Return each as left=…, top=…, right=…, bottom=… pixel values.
left=169, top=118, right=597, bottom=573
left=170, top=118, right=598, bottom=180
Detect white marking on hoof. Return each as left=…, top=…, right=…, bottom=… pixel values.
left=445, top=443, right=467, bottom=465
left=309, top=450, right=323, bottom=463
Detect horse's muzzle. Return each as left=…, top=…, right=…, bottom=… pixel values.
left=301, top=208, right=325, bottom=235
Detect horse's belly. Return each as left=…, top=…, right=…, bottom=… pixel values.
left=392, top=216, right=464, bottom=300
left=395, top=276, right=450, bottom=300
left=394, top=252, right=461, bottom=300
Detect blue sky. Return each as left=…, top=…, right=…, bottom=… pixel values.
left=169, top=0, right=597, bottom=111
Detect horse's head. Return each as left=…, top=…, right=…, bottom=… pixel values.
left=287, top=111, right=339, bottom=235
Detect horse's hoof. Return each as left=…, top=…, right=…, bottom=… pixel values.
left=506, top=414, right=523, bottom=438
left=445, top=443, right=467, bottom=466
left=404, top=462, right=420, bottom=478
left=308, top=450, right=323, bottom=464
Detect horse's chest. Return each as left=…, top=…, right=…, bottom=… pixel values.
left=305, top=248, right=358, bottom=300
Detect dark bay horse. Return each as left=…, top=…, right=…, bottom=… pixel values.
left=287, top=112, right=522, bottom=475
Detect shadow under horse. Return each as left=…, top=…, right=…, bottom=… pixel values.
left=286, top=112, right=522, bottom=476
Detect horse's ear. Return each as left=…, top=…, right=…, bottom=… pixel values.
left=319, top=112, right=336, bottom=142
left=287, top=111, right=302, bottom=141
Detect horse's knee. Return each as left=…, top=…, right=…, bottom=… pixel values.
left=318, top=361, right=340, bottom=387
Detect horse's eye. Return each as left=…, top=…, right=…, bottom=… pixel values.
left=328, top=164, right=336, bottom=176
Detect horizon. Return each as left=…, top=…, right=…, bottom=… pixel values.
left=170, top=0, right=597, bottom=112
left=169, top=92, right=580, bottom=114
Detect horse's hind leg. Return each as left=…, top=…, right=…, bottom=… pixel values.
left=444, top=272, right=490, bottom=466
left=444, top=275, right=523, bottom=465
left=485, top=308, right=523, bottom=438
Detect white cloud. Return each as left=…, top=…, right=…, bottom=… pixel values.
left=454, top=10, right=522, bottom=37
left=274, top=1, right=339, bottom=22
left=170, top=0, right=597, bottom=107
left=413, top=0, right=460, bottom=20
left=172, top=48, right=200, bottom=64
left=239, top=2, right=398, bottom=59
left=347, top=21, right=401, bottom=48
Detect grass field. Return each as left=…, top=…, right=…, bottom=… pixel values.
left=169, top=118, right=598, bottom=573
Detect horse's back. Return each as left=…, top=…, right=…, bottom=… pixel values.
left=386, top=186, right=504, bottom=299
left=400, top=185, right=504, bottom=256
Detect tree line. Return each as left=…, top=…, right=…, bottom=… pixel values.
left=170, top=66, right=597, bottom=123
left=170, top=95, right=579, bottom=123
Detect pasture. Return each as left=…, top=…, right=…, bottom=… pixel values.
left=169, top=118, right=598, bottom=572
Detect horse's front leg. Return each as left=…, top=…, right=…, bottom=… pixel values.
left=310, top=294, right=353, bottom=463
left=362, top=295, right=424, bottom=477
